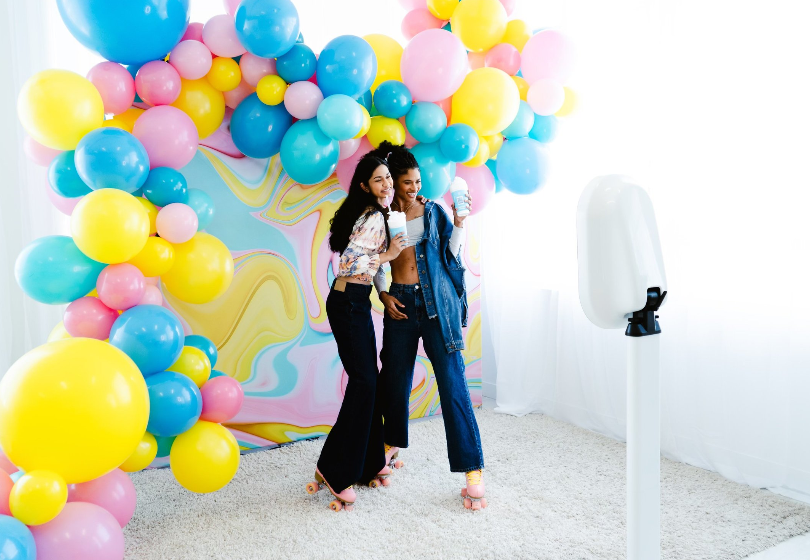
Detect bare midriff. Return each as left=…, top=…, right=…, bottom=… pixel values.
left=389, top=210, right=424, bottom=285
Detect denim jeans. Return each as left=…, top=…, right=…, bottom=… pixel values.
left=380, top=283, right=484, bottom=473
left=317, top=282, right=386, bottom=492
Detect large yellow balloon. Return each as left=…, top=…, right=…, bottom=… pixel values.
left=161, top=232, right=234, bottom=304
left=171, top=78, right=226, bottom=139
left=102, top=107, right=145, bottom=133
left=168, top=346, right=211, bottom=388
left=428, top=0, right=459, bottom=21
left=451, top=0, right=508, bottom=53
left=461, top=139, right=490, bottom=167
left=71, top=189, right=150, bottom=264
left=354, top=106, right=372, bottom=139
left=451, top=68, right=521, bottom=137
left=363, top=35, right=404, bottom=93
left=256, top=75, right=287, bottom=106
left=0, top=339, right=149, bottom=484
left=9, top=470, right=67, bottom=526
left=119, top=432, right=158, bottom=473
left=47, top=322, right=72, bottom=342
left=556, top=87, right=579, bottom=117
left=170, top=421, right=240, bottom=493
left=502, top=19, right=532, bottom=52
left=367, top=116, right=406, bottom=148
left=127, top=237, right=175, bottom=277
left=482, top=134, right=504, bottom=158
left=17, top=70, right=104, bottom=150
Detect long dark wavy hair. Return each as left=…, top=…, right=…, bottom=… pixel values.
left=369, top=141, right=419, bottom=180
left=329, top=154, right=391, bottom=254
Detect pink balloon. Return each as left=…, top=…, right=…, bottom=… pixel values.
left=138, top=284, right=163, bottom=306
left=239, top=53, right=277, bottom=87
left=336, top=136, right=373, bottom=190
left=45, top=185, right=82, bottom=215
left=401, top=9, right=446, bottom=41
left=200, top=376, right=244, bottom=423
left=0, top=470, right=12, bottom=516
left=97, top=264, right=145, bottom=311
left=520, top=30, right=575, bottom=85
left=223, top=0, right=241, bottom=16
left=527, top=79, right=565, bottom=116
left=436, top=96, right=452, bottom=121
left=181, top=22, right=204, bottom=42
left=224, top=79, right=256, bottom=110
left=398, top=0, right=427, bottom=9
left=67, top=470, right=136, bottom=528
left=442, top=164, right=495, bottom=216
left=284, top=81, right=324, bottom=120
left=203, top=14, right=247, bottom=58
left=338, top=138, right=361, bottom=161
left=0, top=447, right=18, bottom=475
left=144, top=276, right=160, bottom=286
left=30, top=502, right=125, bottom=560
left=399, top=117, right=419, bottom=148
left=135, top=61, right=182, bottom=106
left=468, top=51, right=486, bottom=71
left=156, top=203, right=199, bottom=243
left=24, top=136, right=62, bottom=167
left=86, top=62, right=135, bottom=115
left=401, top=29, right=467, bottom=102
left=132, top=106, right=199, bottom=169
left=499, top=0, right=516, bottom=16
left=169, top=40, right=213, bottom=80
left=486, top=43, right=521, bottom=75
left=63, top=297, right=119, bottom=339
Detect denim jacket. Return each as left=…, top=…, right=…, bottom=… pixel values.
left=414, top=201, right=468, bottom=353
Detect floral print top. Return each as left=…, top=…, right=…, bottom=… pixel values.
left=337, top=210, right=388, bottom=283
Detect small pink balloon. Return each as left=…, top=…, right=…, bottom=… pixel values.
left=436, top=96, right=452, bottom=121
left=24, top=136, right=63, bottom=167
left=401, top=29, right=467, bottom=102
left=30, top=502, right=125, bottom=560
left=138, top=284, right=163, bottom=306
left=442, top=163, right=495, bottom=216
left=468, top=51, right=486, bottom=71
left=200, top=376, right=244, bottom=423
left=527, top=79, right=565, bottom=116
left=239, top=53, right=277, bottom=87
left=399, top=117, right=419, bottom=148
left=0, top=447, right=18, bottom=475
left=336, top=136, right=373, bottom=190
left=181, top=21, right=204, bottom=42
left=86, top=62, right=135, bottom=115
left=223, top=0, right=241, bottom=16
left=156, top=203, right=199, bottom=244
left=486, top=43, right=521, bottom=75
left=132, top=105, right=199, bottom=169
left=0, top=470, right=12, bottom=516
left=284, top=81, right=324, bottom=120
left=67, top=470, right=137, bottom=528
left=520, top=30, right=576, bottom=85
left=144, top=276, right=160, bottom=286
left=499, top=0, right=516, bottom=16
left=169, top=40, right=213, bottom=80
left=45, top=184, right=81, bottom=215
left=401, top=9, right=446, bottom=41
left=135, top=60, right=182, bottom=106
left=224, top=79, right=256, bottom=109
left=398, top=0, right=427, bottom=9
left=203, top=14, right=247, bottom=58
left=338, top=138, right=361, bottom=161
left=97, top=264, right=145, bottom=311
left=63, top=296, right=119, bottom=339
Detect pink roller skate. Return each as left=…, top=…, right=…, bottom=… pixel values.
left=368, top=465, right=393, bottom=488
left=385, top=444, right=404, bottom=470
left=305, top=468, right=357, bottom=512
left=461, top=469, right=487, bottom=511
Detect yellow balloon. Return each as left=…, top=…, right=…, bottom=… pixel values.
left=168, top=346, right=211, bottom=388
left=461, top=139, right=490, bottom=167
left=503, top=19, right=532, bottom=52
left=556, top=87, right=579, bottom=117
left=207, top=57, right=242, bottom=92
left=428, top=0, right=459, bottom=20
left=170, top=421, right=240, bottom=493
left=119, top=432, right=158, bottom=473
left=9, top=470, right=67, bottom=526
left=137, top=197, right=158, bottom=235
left=512, top=75, right=530, bottom=101
left=86, top=288, right=99, bottom=297
left=103, top=107, right=145, bottom=133
left=256, top=75, right=287, bottom=106
left=17, top=70, right=104, bottom=150
left=354, top=106, right=372, bottom=139
left=482, top=134, right=504, bottom=158
left=0, top=339, right=149, bottom=484
left=451, top=68, right=520, bottom=137
left=71, top=189, right=150, bottom=264
left=161, top=232, right=234, bottom=304
left=363, top=35, right=404, bottom=93
left=451, top=0, right=507, bottom=53
left=127, top=236, right=175, bottom=277
left=171, top=78, right=226, bottom=139
left=367, top=116, right=406, bottom=148
left=47, top=322, right=72, bottom=342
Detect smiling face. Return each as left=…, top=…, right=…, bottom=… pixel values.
left=361, top=164, right=393, bottom=204
left=393, top=168, right=421, bottom=204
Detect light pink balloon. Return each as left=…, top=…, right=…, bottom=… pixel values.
left=239, top=53, right=277, bottom=87
left=401, top=9, right=446, bottom=41
left=398, top=0, right=427, bottom=9
left=527, top=79, right=565, bottom=116
left=401, top=29, right=467, bottom=102
left=200, top=376, right=244, bottom=423
left=499, top=0, right=516, bottom=16
left=67, top=470, right=136, bottom=528
left=224, top=79, right=256, bottom=109
left=135, top=61, right=182, bottom=106
left=284, top=81, right=324, bottom=120
left=30, top=502, right=125, bottom=560
left=46, top=185, right=81, bottom=215
left=468, top=51, right=486, bottom=71
left=156, top=203, right=199, bottom=243
left=223, top=0, right=241, bottom=16
left=169, top=40, right=213, bottom=80
left=520, top=30, right=575, bottom=85
left=97, top=264, right=145, bottom=311
left=181, top=22, right=204, bottom=42
left=338, top=138, right=361, bottom=161
left=0, top=447, right=18, bottom=475
left=144, top=276, right=160, bottom=286
left=336, top=136, right=373, bottom=191
left=442, top=163, right=495, bottom=216
left=64, top=297, right=119, bottom=339
left=203, top=14, right=247, bottom=58
left=24, top=136, right=63, bottom=167
left=138, top=284, right=163, bottom=306
left=399, top=117, right=419, bottom=148
left=486, top=43, right=521, bottom=75
left=132, top=106, right=199, bottom=169
left=86, top=62, right=135, bottom=115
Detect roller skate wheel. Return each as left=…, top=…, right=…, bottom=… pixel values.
left=381, top=477, right=391, bottom=487
left=344, top=504, right=354, bottom=512
left=394, top=460, right=404, bottom=469
left=481, top=498, right=488, bottom=509
left=305, top=482, right=319, bottom=495
left=461, top=488, right=468, bottom=498
left=472, top=500, right=482, bottom=511
left=330, top=500, right=342, bottom=512
left=463, top=497, right=472, bottom=509
left=369, top=479, right=380, bottom=489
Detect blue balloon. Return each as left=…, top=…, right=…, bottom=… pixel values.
left=496, top=138, right=550, bottom=195
left=231, top=93, right=293, bottom=159
left=296, top=32, right=304, bottom=44
left=529, top=114, right=558, bottom=143
left=373, top=80, right=413, bottom=119
left=15, top=236, right=105, bottom=305
left=48, top=150, right=91, bottom=198
left=316, top=35, right=377, bottom=98
left=316, top=94, right=363, bottom=141
left=210, top=370, right=228, bottom=379
left=142, top=167, right=187, bottom=206
left=155, top=434, right=176, bottom=457
left=405, top=102, right=447, bottom=144
left=75, top=128, right=150, bottom=193
left=56, top=0, right=189, bottom=66
left=146, top=371, right=202, bottom=437
left=485, top=159, right=504, bottom=193
left=0, top=515, right=36, bottom=560
left=354, top=89, right=373, bottom=113
left=279, top=119, right=340, bottom=185
left=502, top=101, right=535, bottom=139
left=184, top=334, right=218, bottom=367
left=126, top=64, right=144, bottom=103
left=276, top=43, right=317, bottom=83
left=439, top=124, right=480, bottom=163
left=410, top=142, right=455, bottom=199
left=187, top=188, right=215, bottom=230
left=235, top=0, right=299, bottom=58
left=10, top=470, right=26, bottom=483
left=109, top=305, right=185, bottom=376
left=442, top=22, right=452, bottom=32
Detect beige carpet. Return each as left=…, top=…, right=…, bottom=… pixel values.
left=125, top=410, right=810, bottom=560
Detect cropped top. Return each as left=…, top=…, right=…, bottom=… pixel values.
left=336, top=210, right=388, bottom=283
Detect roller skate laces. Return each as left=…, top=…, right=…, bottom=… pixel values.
left=461, top=469, right=487, bottom=511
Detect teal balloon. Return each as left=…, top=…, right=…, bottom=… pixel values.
left=187, top=188, right=215, bottom=230
left=439, top=124, right=479, bottom=163
left=75, top=128, right=150, bottom=193
left=142, top=167, right=188, bottom=206
left=230, top=93, right=293, bottom=159
left=529, top=114, right=558, bottom=143
left=353, top=89, right=373, bottom=113
left=184, top=334, right=218, bottom=367
left=485, top=159, right=504, bottom=193
left=48, top=151, right=91, bottom=198
left=10, top=470, right=26, bottom=483
left=126, top=64, right=144, bottom=103
left=502, top=101, right=535, bottom=139
left=411, top=142, right=455, bottom=199
left=146, top=371, right=202, bottom=437
left=276, top=43, right=316, bottom=83
left=155, top=435, right=176, bottom=458
left=373, top=80, right=412, bottom=119
left=316, top=94, right=363, bottom=140
left=496, top=138, right=550, bottom=195
left=235, top=0, right=300, bottom=58
left=405, top=102, right=447, bottom=144
left=210, top=370, right=228, bottom=379
left=15, top=236, right=105, bottom=305
left=316, top=35, right=377, bottom=98
left=279, top=119, right=340, bottom=185
left=0, top=515, right=36, bottom=560
left=109, top=305, right=185, bottom=375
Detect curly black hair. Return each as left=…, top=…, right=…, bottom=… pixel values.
left=369, top=141, right=419, bottom=180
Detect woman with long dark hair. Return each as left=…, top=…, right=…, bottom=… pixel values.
left=305, top=154, right=406, bottom=511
